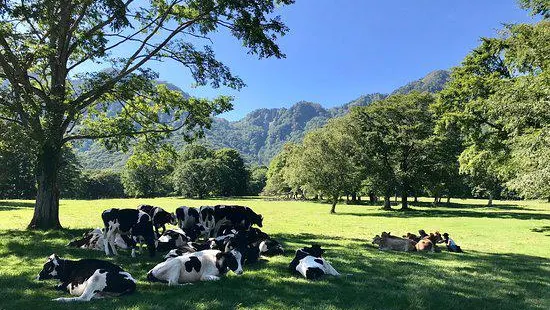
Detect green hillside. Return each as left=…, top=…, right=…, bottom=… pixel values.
left=77, top=70, right=449, bottom=168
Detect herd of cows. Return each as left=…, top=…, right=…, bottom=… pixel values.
left=36, top=204, right=462, bottom=302
left=37, top=204, right=339, bottom=302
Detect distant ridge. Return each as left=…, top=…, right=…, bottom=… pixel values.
left=77, top=70, right=450, bottom=168
left=392, top=70, right=450, bottom=95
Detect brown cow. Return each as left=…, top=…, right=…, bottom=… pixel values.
left=372, top=232, right=416, bottom=252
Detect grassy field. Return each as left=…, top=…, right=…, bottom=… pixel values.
left=0, top=197, right=549, bottom=310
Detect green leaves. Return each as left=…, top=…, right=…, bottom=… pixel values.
left=437, top=20, right=550, bottom=199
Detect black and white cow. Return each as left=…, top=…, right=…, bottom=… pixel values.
left=289, top=245, right=340, bottom=280
left=156, top=228, right=189, bottom=252
left=166, top=228, right=284, bottom=264
left=175, top=206, right=200, bottom=230
left=137, top=204, right=177, bottom=236
left=67, top=228, right=131, bottom=251
left=37, top=254, right=136, bottom=302
left=199, top=206, right=216, bottom=237
left=211, top=205, right=263, bottom=234
left=147, top=249, right=243, bottom=284
left=163, top=241, right=215, bottom=260
left=102, top=208, right=157, bottom=257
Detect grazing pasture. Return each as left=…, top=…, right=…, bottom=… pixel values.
left=0, top=198, right=549, bottom=310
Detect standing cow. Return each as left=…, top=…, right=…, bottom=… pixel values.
left=102, top=208, right=157, bottom=257
left=137, top=205, right=177, bottom=236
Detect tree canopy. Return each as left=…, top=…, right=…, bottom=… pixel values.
left=0, top=0, right=293, bottom=229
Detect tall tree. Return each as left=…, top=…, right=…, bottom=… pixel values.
left=214, top=148, right=248, bottom=196
left=0, top=0, right=293, bottom=229
left=264, top=143, right=296, bottom=196
left=435, top=18, right=549, bottom=204
left=121, top=146, right=175, bottom=198
left=172, top=158, right=223, bottom=198
left=287, top=119, right=360, bottom=213
left=349, top=93, right=436, bottom=210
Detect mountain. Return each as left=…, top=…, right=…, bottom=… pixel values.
left=392, top=70, right=450, bottom=95
left=76, top=70, right=450, bottom=168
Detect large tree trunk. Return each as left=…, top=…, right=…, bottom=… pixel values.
left=414, top=196, right=418, bottom=203
left=446, top=196, right=451, bottom=204
left=330, top=195, right=338, bottom=214
left=382, top=194, right=391, bottom=210
left=488, top=193, right=493, bottom=207
left=369, top=192, right=376, bottom=204
left=401, top=192, right=409, bottom=210
left=28, top=142, right=62, bottom=230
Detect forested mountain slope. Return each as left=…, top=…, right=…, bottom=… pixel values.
left=77, top=70, right=449, bottom=168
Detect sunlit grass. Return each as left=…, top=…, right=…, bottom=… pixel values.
left=0, top=197, right=549, bottom=309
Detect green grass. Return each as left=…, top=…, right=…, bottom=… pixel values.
left=1, top=197, right=549, bottom=310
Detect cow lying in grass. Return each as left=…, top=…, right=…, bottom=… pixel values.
left=372, top=232, right=416, bottom=252
left=147, top=249, right=244, bottom=284
left=289, top=245, right=340, bottom=280
left=160, top=227, right=284, bottom=263
left=67, top=228, right=129, bottom=251
left=37, top=254, right=136, bottom=302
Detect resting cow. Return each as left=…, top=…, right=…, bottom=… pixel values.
left=289, top=245, right=340, bottom=280
left=176, top=206, right=200, bottom=230
left=37, top=254, right=136, bottom=302
left=102, top=208, right=157, bottom=257
left=372, top=232, right=416, bottom=252
left=137, top=204, right=177, bottom=236
left=147, top=249, right=244, bottom=284
left=67, top=228, right=130, bottom=251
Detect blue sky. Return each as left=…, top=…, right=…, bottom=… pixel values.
left=131, top=1, right=537, bottom=121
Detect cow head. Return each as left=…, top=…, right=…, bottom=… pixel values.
left=301, top=244, right=324, bottom=258
left=37, top=254, right=63, bottom=280
left=216, top=251, right=243, bottom=275
left=169, top=213, right=177, bottom=226
left=164, top=249, right=185, bottom=260
left=372, top=235, right=382, bottom=245
left=259, top=239, right=285, bottom=256
left=256, top=214, right=264, bottom=227
left=183, top=224, right=206, bottom=242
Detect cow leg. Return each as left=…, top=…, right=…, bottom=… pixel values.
left=120, top=235, right=135, bottom=257
left=167, top=264, right=182, bottom=286
left=323, top=262, right=341, bottom=277
left=108, top=235, right=118, bottom=256
left=53, top=270, right=107, bottom=302
left=104, top=226, right=116, bottom=256
left=200, top=274, right=220, bottom=281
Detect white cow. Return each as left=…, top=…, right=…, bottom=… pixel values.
left=147, top=249, right=243, bottom=285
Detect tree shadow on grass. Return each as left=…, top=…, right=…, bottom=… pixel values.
left=408, top=200, right=536, bottom=211
left=335, top=208, right=550, bottom=220
left=531, top=226, right=550, bottom=236
left=1, top=229, right=550, bottom=309
left=0, top=201, right=35, bottom=211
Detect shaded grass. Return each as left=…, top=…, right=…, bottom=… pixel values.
left=0, top=197, right=549, bottom=309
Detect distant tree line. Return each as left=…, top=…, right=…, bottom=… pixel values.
left=0, top=136, right=266, bottom=199
left=265, top=14, right=550, bottom=212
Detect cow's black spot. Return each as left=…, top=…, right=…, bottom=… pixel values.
left=184, top=256, right=201, bottom=273
left=314, top=258, right=324, bottom=265
left=305, top=267, right=325, bottom=280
